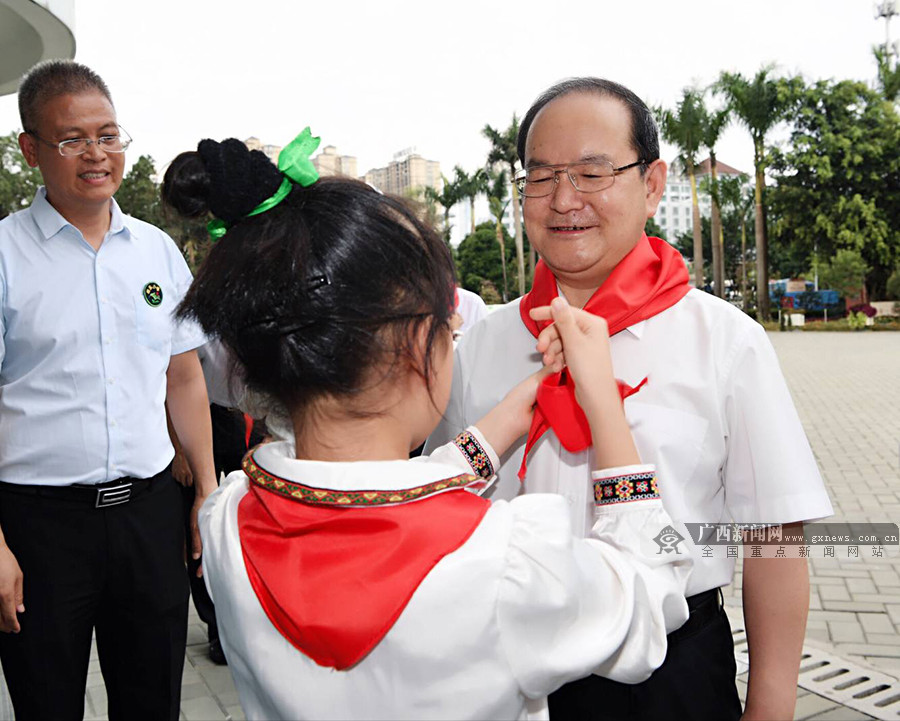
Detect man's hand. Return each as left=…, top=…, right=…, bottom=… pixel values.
left=172, top=449, right=193, bottom=487
left=0, top=543, right=24, bottom=633
left=530, top=297, right=641, bottom=469
left=530, top=297, right=620, bottom=413
left=474, top=368, right=548, bottom=456
left=189, top=479, right=216, bottom=577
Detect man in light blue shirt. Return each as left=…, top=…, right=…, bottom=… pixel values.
left=0, top=60, right=217, bottom=720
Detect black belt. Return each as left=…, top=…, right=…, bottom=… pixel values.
left=667, top=588, right=723, bottom=644
left=0, top=465, right=171, bottom=508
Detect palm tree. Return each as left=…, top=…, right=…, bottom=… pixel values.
left=425, top=175, right=462, bottom=246
left=483, top=117, right=526, bottom=295
left=453, top=166, right=489, bottom=236
left=486, top=169, right=511, bottom=302
left=715, top=67, right=795, bottom=320
left=657, top=89, right=706, bottom=288
left=718, top=174, right=754, bottom=313
left=874, top=46, right=900, bottom=102
left=700, top=103, right=730, bottom=298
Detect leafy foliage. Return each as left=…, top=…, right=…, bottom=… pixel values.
left=456, top=221, right=520, bottom=301
left=768, top=79, right=900, bottom=299
left=817, top=248, right=870, bottom=301
left=0, top=132, right=42, bottom=220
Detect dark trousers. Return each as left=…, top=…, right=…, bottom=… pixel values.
left=183, top=404, right=259, bottom=641
left=548, top=589, right=742, bottom=721
left=0, top=469, right=188, bottom=721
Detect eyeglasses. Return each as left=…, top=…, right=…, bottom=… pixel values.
left=26, top=126, right=132, bottom=157
left=513, top=159, right=645, bottom=198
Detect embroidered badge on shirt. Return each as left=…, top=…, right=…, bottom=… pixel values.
left=143, top=283, right=163, bottom=307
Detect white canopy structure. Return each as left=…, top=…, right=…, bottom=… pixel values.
left=0, top=0, right=75, bottom=97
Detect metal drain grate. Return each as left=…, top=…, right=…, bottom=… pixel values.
left=731, top=624, right=900, bottom=719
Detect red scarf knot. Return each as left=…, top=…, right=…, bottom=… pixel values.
left=516, top=234, right=689, bottom=481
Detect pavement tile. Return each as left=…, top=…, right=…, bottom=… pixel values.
left=886, top=604, right=900, bottom=625
left=819, top=584, right=852, bottom=601
left=858, top=613, right=895, bottom=635
left=85, top=686, right=107, bottom=717
left=225, top=704, right=246, bottom=721
left=821, top=601, right=887, bottom=613
left=846, top=578, right=879, bottom=595
left=793, top=692, right=842, bottom=719
left=802, top=707, right=875, bottom=720
left=828, top=621, right=866, bottom=643
left=180, top=696, right=227, bottom=721
left=834, top=643, right=900, bottom=658
left=862, top=632, right=900, bottom=647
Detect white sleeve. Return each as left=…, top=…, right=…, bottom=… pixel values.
left=498, top=465, right=691, bottom=698
left=425, top=426, right=500, bottom=480
left=722, top=323, right=833, bottom=522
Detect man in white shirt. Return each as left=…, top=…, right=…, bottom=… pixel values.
left=0, top=60, right=216, bottom=720
left=428, top=77, right=832, bottom=720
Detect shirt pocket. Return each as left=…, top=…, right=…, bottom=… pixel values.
left=624, top=400, right=712, bottom=519
left=133, top=296, right=172, bottom=354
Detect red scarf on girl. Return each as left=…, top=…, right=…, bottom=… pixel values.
left=237, top=452, right=489, bottom=670
left=517, top=234, right=689, bottom=480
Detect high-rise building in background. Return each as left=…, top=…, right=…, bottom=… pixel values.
left=312, top=146, right=358, bottom=178
left=363, top=148, right=441, bottom=197
left=244, top=137, right=282, bottom=165
left=655, top=157, right=745, bottom=244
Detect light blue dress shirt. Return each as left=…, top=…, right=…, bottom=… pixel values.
left=0, top=188, right=205, bottom=486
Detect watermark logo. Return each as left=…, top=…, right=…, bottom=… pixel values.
left=653, top=525, right=685, bottom=554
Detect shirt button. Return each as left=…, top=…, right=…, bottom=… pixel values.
left=107, top=378, right=114, bottom=385
left=110, top=420, right=117, bottom=427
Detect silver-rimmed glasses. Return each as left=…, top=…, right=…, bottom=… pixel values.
left=513, top=159, right=645, bottom=198
left=26, top=126, right=133, bottom=157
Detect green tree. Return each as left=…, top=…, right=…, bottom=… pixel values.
left=483, top=116, right=527, bottom=294
left=456, top=221, right=519, bottom=301
left=453, top=166, right=488, bottom=235
left=657, top=89, right=706, bottom=288
left=717, top=174, right=754, bottom=312
left=0, top=132, right=42, bottom=220
left=424, top=175, right=462, bottom=246
left=874, top=46, right=900, bottom=102
left=768, top=79, right=899, bottom=299
left=645, top=216, right=665, bottom=238
left=487, top=169, right=512, bottom=302
left=818, top=248, right=870, bottom=301
left=699, top=101, right=730, bottom=297
left=116, top=155, right=165, bottom=227
left=715, top=67, right=798, bottom=320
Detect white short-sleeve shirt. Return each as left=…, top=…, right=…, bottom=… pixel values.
left=200, top=432, right=690, bottom=720
left=427, top=289, right=833, bottom=596
left=0, top=188, right=205, bottom=485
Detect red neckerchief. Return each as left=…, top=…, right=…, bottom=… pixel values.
left=517, top=234, right=690, bottom=480
left=237, top=451, right=489, bottom=670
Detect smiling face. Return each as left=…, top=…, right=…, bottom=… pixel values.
left=19, top=90, right=124, bottom=222
left=523, top=92, right=666, bottom=304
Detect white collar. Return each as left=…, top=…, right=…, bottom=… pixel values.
left=250, top=441, right=468, bottom=492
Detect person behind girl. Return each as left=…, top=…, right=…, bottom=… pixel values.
left=161, top=130, right=691, bottom=721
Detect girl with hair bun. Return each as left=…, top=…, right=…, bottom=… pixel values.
left=163, top=130, right=690, bottom=720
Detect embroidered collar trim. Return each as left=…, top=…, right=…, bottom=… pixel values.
left=243, top=450, right=486, bottom=507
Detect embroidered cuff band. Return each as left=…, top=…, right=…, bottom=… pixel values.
left=453, top=430, right=494, bottom=480
left=593, top=469, right=659, bottom=507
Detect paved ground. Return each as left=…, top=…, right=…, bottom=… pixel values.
left=2, top=330, right=898, bottom=720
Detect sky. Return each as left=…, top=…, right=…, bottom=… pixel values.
left=0, top=0, right=891, bottom=200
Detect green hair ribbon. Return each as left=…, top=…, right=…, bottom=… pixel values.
left=207, top=127, right=321, bottom=241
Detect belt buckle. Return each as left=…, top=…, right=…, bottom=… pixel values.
left=95, top=483, right=132, bottom=508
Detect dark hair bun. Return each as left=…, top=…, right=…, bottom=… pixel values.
left=198, top=139, right=284, bottom=223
